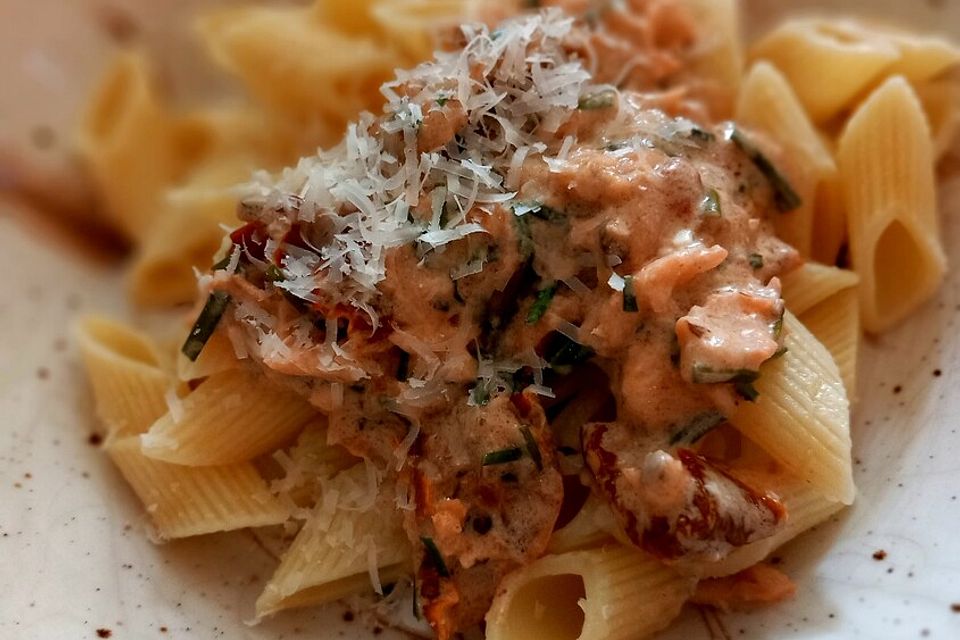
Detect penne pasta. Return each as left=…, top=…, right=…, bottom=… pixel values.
left=196, top=6, right=393, bottom=129
left=736, top=61, right=837, bottom=257
left=140, top=367, right=317, bottom=466
left=371, top=0, right=473, bottom=61
left=780, top=263, right=860, bottom=317
left=728, top=312, right=854, bottom=505
left=255, top=466, right=411, bottom=618
left=836, top=76, right=946, bottom=333
left=750, top=19, right=900, bottom=123
left=913, top=78, right=960, bottom=160
left=108, top=436, right=288, bottom=540
left=486, top=545, right=696, bottom=640
left=799, top=287, right=860, bottom=401
left=76, top=53, right=201, bottom=241
left=77, top=316, right=171, bottom=439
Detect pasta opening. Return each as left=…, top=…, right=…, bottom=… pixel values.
left=496, top=574, right=586, bottom=640
left=872, top=220, right=932, bottom=323
left=87, top=60, right=138, bottom=140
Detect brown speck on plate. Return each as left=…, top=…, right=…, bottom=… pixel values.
left=88, top=433, right=103, bottom=447
left=952, top=603, right=960, bottom=613
left=893, top=385, right=903, bottom=395
left=873, top=550, right=887, bottom=561
left=36, top=367, right=50, bottom=381
left=933, top=369, right=943, bottom=377
left=96, top=629, right=112, bottom=639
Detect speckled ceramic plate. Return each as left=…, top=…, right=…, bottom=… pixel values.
left=2, top=1, right=960, bottom=639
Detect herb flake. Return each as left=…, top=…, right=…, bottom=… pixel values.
left=748, top=253, right=764, bottom=270
left=728, top=126, right=802, bottom=212
left=578, top=88, right=617, bottom=110
left=520, top=426, right=543, bottom=471
left=622, top=275, right=639, bottom=312
left=700, top=189, right=722, bottom=217
left=181, top=291, right=231, bottom=361
left=670, top=412, right=726, bottom=446
left=482, top=447, right=523, bottom=466
left=420, top=537, right=450, bottom=578
left=527, top=283, right=558, bottom=324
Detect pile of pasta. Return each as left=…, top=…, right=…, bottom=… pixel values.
left=76, top=1, right=960, bottom=638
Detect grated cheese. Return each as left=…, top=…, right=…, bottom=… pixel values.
left=234, top=9, right=594, bottom=324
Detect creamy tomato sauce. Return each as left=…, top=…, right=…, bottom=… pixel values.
left=189, top=4, right=803, bottom=637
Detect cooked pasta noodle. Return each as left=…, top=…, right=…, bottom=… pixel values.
left=836, top=75, right=946, bottom=333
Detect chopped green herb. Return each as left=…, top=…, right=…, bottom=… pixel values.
left=420, top=537, right=450, bottom=578
left=734, top=380, right=760, bottom=402
left=527, top=283, right=558, bottom=324
left=688, top=127, right=717, bottom=144
left=545, top=334, right=595, bottom=371
left=396, top=350, right=410, bottom=382
left=748, top=253, right=764, bottom=270
left=728, top=126, right=802, bottom=212
left=264, top=264, right=285, bottom=282
left=211, top=250, right=235, bottom=272
left=181, top=291, right=231, bottom=361
left=670, top=411, right=726, bottom=446
left=622, top=275, right=639, bottom=312
left=578, top=88, right=617, bottom=110
left=520, top=426, right=543, bottom=471
left=772, top=311, right=784, bottom=339
left=512, top=213, right=534, bottom=260
left=700, top=189, right=722, bottom=217
left=482, top=447, right=523, bottom=466
left=691, top=365, right=760, bottom=386
left=435, top=95, right=449, bottom=107
left=529, top=204, right=566, bottom=223
left=470, top=381, right=491, bottom=406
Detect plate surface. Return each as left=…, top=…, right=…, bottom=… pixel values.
left=2, top=1, right=960, bottom=638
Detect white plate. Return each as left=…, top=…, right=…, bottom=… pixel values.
left=2, top=1, right=960, bottom=638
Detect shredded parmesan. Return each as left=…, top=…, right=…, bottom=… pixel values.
left=234, top=9, right=593, bottom=325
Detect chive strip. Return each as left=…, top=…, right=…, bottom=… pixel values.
left=181, top=291, right=231, bottom=361
left=211, top=250, right=235, bottom=272
left=578, top=88, right=617, bottom=110
left=622, top=275, right=639, bottom=312
left=700, top=189, right=722, bottom=217
left=772, top=311, right=784, bottom=339
left=734, top=381, right=760, bottom=402
left=728, top=126, right=802, bottom=212
left=264, top=264, right=285, bottom=282
left=519, top=426, right=543, bottom=471
left=420, top=537, right=450, bottom=578
left=748, top=253, right=764, bottom=269
left=527, top=283, right=558, bottom=324
left=546, top=334, right=595, bottom=369
left=396, top=350, right=410, bottom=382
left=669, top=411, right=726, bottom=446
left=482, top=447, right=523, bottom=466
left=688, top=127, right=717, bottom=144
left=691, top=365, right=760, bottom=386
